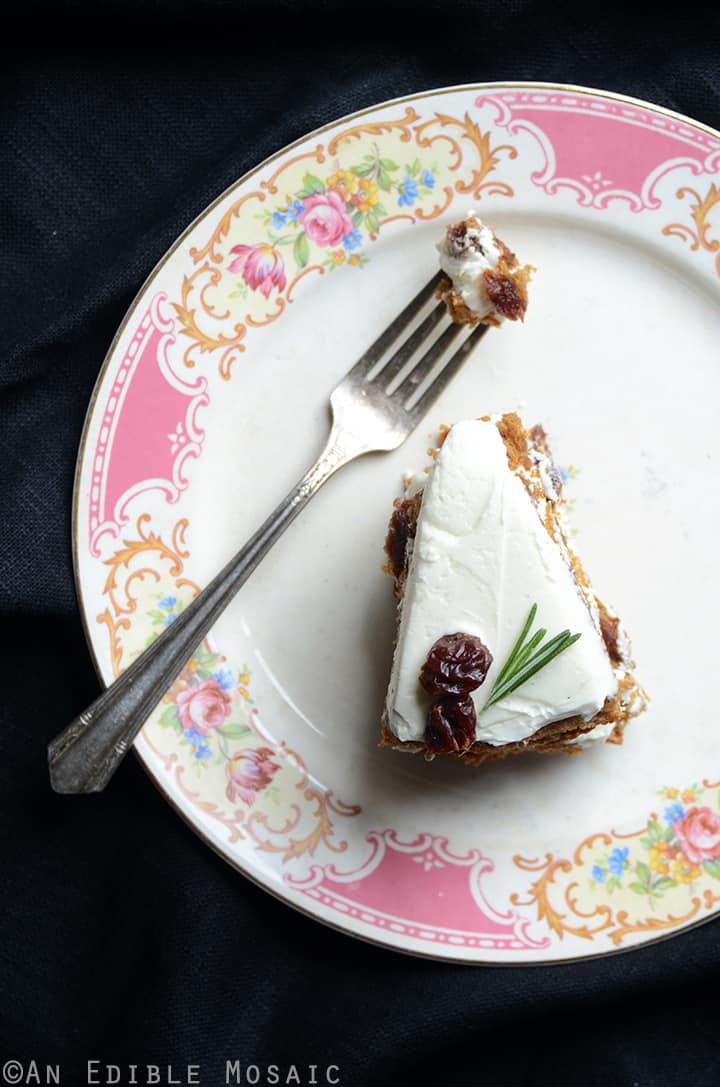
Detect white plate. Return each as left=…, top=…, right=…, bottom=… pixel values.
left=74, top=83, right=720, bottom=962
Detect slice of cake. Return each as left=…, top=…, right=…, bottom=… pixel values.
left=436, top=213, right=534, bottom=326
left=381, top=415, right=646, bottom=763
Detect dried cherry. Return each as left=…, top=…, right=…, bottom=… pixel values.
left=384, top=497, right=420, bottom=580
left=425, top=695, right=476, bottom=754
left=445, top=221, right=485, bottom=259
left=483, top=271, right=527, bottom=321
left=420, top=633, right=493, bottom=697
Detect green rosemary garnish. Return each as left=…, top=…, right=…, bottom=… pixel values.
left=485, top=603, right=581, bottom=707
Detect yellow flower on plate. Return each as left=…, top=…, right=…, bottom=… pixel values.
left=348, top=254, right=361, bottom=266
left=670, top=857, right=701, bottom=884
left=330, top=250, right=346, bottom=265
left=351, top=178, right=380, bottom=212
left=649, top=844, right=671, bottom=874
left=682, top=789, right=696, bottom=804
left=666, top=787, right=679, bottom=799
left=327, top=169, right=357, bottom=199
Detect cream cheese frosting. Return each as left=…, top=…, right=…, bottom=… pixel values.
left=385, top=420, right=618, bottom=746
left=566, top=720, right=616, bottom=749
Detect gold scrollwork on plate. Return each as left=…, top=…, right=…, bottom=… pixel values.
left=662, top=182, right=720, bottom=277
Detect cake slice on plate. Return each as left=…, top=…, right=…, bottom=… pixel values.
left=381, top=414, right=646, bottom=763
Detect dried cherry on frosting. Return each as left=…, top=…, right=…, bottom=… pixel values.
left=425, top=695, right=476, bottom=754
left=419, top=632, right=493, bottom=698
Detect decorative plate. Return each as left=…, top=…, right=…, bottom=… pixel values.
left=74, top=83, right=720, bottom=963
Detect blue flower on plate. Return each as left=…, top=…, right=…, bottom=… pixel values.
left=592, top=865, right=605, bottom=883
left=185, top=726, right=212, bottom=761
left=271, top=210, right=287, bottom=229
left=163, top=612, right=177, bottom=628
left=214, top=668, right=234, bottom=691
left=342, top=229, right=363, bottom=251
left=420, top=168, right=435, bottom=189
left=397, top=177, right=419, bottom=207
left=159, top=596, right=177, bottom=610
left=664, top=803, right=685, bottom=824
left=286, top=200, right=304, bottom=221
left=608, top=847, right=629, bottom=878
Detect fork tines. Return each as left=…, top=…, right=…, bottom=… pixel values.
left=350, top=271, right=489, bottom=419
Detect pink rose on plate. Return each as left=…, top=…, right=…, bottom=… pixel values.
left=176, top=679, right=231, bottom=735
left=674, top=806, right=720, bottom=866
left=298, top=191, right=353, bottom=248
left=226, top=747, right=280, bottom=806
left=228, top=243, right=286, bottom=297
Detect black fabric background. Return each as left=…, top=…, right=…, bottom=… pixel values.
left=3, top=3, right=720, bottom=1085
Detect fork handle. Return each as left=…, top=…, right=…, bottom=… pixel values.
left=48, top=433, right=355, bottom=793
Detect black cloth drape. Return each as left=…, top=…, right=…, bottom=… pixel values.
left=3, top=3, right=719, bottom=1085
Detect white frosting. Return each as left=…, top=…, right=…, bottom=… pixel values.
left=437, top=220, right=502, bottom=320
left=386, top=421, right=618, bottom=746
left=566, top=721, right=616, bottom=748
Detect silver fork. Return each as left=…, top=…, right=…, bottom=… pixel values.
left=49, top=271, right=489, bottom=793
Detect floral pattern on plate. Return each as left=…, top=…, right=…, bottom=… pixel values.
left=98, top=514, right=360, bottom=852
left=227, top=153, right=439, bottom=296
left=174, top=107, right=517, bottom=378
left=590, top=785, right=720, bottom=897
left=513, top=781, right=720, bottom=947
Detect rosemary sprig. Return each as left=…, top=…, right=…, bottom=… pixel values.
left=485, top=604, right=581, bottom=707
left=490, top=603, right=537, bottom=690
